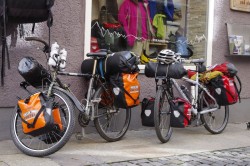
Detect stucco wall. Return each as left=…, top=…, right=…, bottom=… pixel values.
left=213, top=0, right=250, bottom=99
left=0, top=1, right=86, bottom=107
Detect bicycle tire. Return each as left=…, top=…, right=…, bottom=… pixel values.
left=200, top=91, right=229, bottom=134
left=94, top=86, right=131, bottom=142
left=154, top=86, right=173, bottom=143
left=10, top=89, right=76, bottom=157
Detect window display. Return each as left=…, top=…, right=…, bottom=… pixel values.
left=90, top=0, right=208, bottom=64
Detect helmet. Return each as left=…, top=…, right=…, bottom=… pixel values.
left=158, top=49, right=179, bottom=64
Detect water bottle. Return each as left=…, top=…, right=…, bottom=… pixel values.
left=48, top=42, right=60, bottom=67
left=59, top=48, right=67, bottom=71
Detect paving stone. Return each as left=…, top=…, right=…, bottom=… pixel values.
left=148, top=162, right=163, bottom=166
left=0, top=162, right=8, bottom=166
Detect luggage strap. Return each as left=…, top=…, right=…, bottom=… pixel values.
left=17, top=105, right=46, bottom=128
left=111, top=81, right=138, bottom=104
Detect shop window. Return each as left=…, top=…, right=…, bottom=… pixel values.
left=86, top=0, right=209, bottom=65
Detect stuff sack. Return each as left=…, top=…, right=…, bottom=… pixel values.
left=5, top=0, right=54, bottom=23
left=170, top=98, right=191, bottom=128
left=18, top=57, right=51, bottom=88
left=105, top=51, right=139, bottom=75
left=145, top=62, right=187, bottom=79
left=81, top=58, right=105, bottom=79
left=209, top=75, right=239, bottom=106
left=17, top=92, right=63, bottom=137
left=211, top=62, right=238, bottom=77
left=110, top=73, right=140, bottom=109
left=141, top=98, right=155, bottom=127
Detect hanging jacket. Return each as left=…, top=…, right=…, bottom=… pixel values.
left=164, top=0, right=174, bottom=21
left=118, top=0, right=151, bottom=46
left=148, top=0, right=156, bottom=19
left=153, top=14, right=166, bottom=39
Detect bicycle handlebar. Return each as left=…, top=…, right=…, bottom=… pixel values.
left=25, top=37, right=50, bottom=53
left=180, top=58, right=205, bottom=64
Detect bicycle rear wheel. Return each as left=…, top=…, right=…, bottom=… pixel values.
left=154, top=86, right=173, bottom=143
left=200, top=91, right=229, bottom=134
left=10, top=89, right=76, bottom=157
left=94, top=86, right=131, bottom=142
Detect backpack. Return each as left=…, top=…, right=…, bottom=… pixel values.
left=141, top=98, right=155, bottom=127
left=170, top=98, right=191, bottom=128
left=110, top=73, right=140, bottom=109
left=0, top=0, right=54, bottom=85
left=17, top=92, right=63, bottom=137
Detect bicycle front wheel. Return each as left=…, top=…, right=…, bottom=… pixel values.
left=10, top=89, right=76, bottom=157
left=94, top=86, right=131, bottom=142
left=154, top=86, right=173, bottom=143
left=200, top=91, right=229, bottom=134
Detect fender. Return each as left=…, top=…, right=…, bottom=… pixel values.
left=53, top=86, right=85, bottom=113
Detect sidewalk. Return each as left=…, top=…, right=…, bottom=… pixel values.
left=1, top=123, right=250, bottom=166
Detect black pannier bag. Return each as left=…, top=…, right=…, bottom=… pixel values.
left=18, top=57, right=51, bottom=87
left=105, top=51, right=139, bottom=75
left=145, top=62, right=187, bottom=79
left=141, top=98, right=155, bottom=127
left=6, top=0, right=55, bottom=23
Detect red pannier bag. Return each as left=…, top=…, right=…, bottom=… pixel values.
left=170, top=98, right=191, bottom=128
left=209, top=75, right=239, bottom=106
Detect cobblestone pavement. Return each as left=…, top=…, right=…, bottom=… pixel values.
left=94, top=147, right=250, bottom=166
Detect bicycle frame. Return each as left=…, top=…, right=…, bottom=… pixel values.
left=169, top=70, right=219, bottom=117
left=47, top=57, right=103, bottom=121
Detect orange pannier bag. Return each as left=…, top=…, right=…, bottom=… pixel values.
left=110, top=73, right=140, bottom=109
left=17, top=92, right=63, bottom=136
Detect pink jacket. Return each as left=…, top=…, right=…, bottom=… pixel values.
left=118, top=0, right=151, bottom=46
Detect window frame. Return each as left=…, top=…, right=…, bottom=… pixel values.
left=83, top=0, right=215, bottom=70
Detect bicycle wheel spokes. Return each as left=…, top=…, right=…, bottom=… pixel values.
left=201, top=106, right=229, bottom=134
left=94, top=87, right=131, bottom=142
left=200, top=92, right=229, bottom=134
left=154, top=87, right=173, bottom=143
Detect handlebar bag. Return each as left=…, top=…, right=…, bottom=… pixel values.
left=6, top=0, right=54, bottom=23
left=105, top=51, right=139, bottom=75
left=110, top=72, right=140, bottom=109
left=141, top=98, right=155, bottom=127
left=145, top=62, right=187, bottom=79
left=17, top=92, right=64, bottom=137
left=18, top=57, right=51, bottom=88
left=170, top=98, right=191, bottom=128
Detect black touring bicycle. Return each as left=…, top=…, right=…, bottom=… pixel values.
left=10, top=37, right=140, bottom=157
